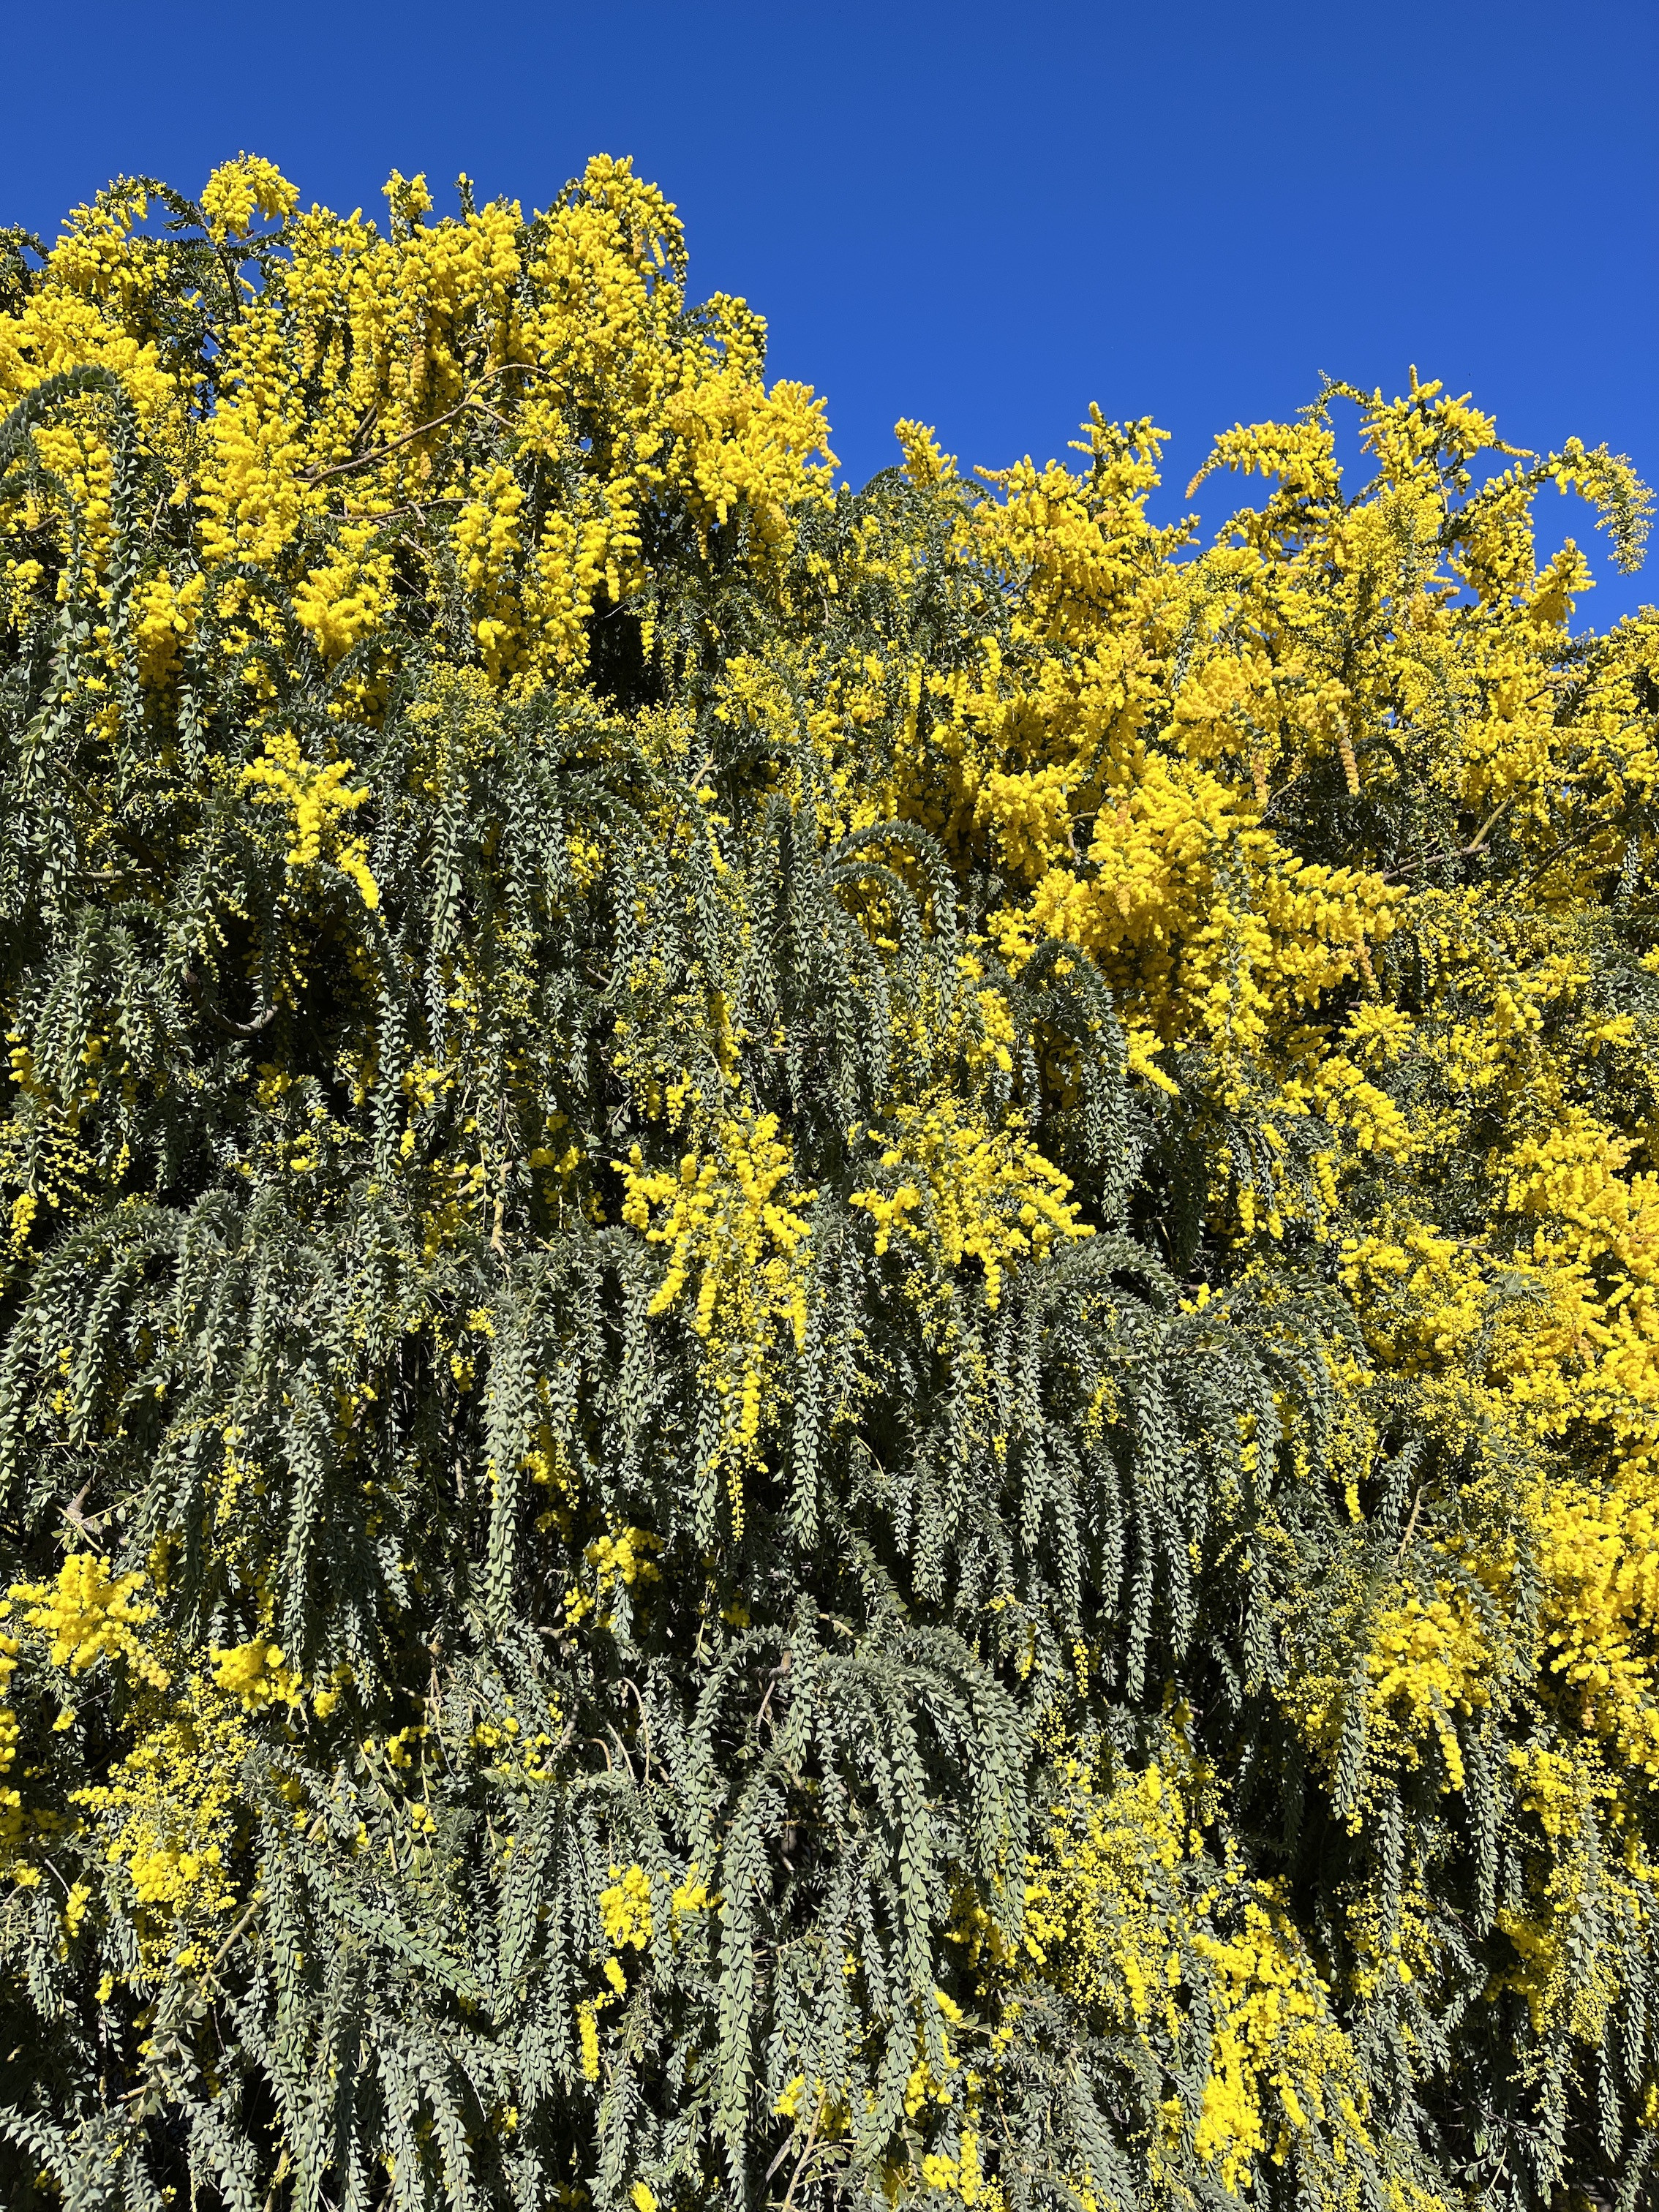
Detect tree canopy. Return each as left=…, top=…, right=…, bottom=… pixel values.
left=0, top=153, right=1657, bottom=2212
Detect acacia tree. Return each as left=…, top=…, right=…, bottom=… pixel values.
left=0, top=154, right=1656, bottom=2212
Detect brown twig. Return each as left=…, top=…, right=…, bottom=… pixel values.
left=755, top=1649, right=792, bottom=1740
left=59, top=1481, right=104, bottom=1549
left=604, top=1723, right=639, bottom=1784
left=299, top=363, right=544, bottom=486
left=300, top=398, right=481, bottom=484
left=1396, top=1486, right=1424, bottom=1560
left=775, top=2094, right=824, bottom=2212
left=617, top=1676, right=652, bottom=1788
left=340, top=496, right=464, bottom=525
left=1507, top=819, right=1609, bottom=899
left=208, top=1894, right=263, bottom=1974
left=1382, top=797, right=1519, bottom=884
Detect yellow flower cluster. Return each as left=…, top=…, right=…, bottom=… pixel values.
left=566, top=1523, right=661, bottom=1629
left=198, top=153, right=298, bottom=241
left=1364, top=1586, right=1491, bottom=1792
left=132, top=569, right=206, bottom=691
left=0, top=1628, right=20, bottom=1859
left=988, top=757, right=1401, bottom=1075
left=599, top=1860, right=652, bottom=1950
left=75, top=1683, right=248, bottom=1956
left=9, top=1553, right=170, bottom=1688
left=210, top=1636, right=301, bottom=1712
left=659, top=367, right=836, bottom=548
left=1535, top=1475, right=1659, bottom=1775
left=578, top=1859, right=710, bottom=2084
left=1017, top=1755, right=1372, bottom=2201
left=1, top=149, right=835, bottom=749
left=1186, top=1900, right=1359, bottom=2193
left=241, top=731, right=380, bottom=908
left=851, top=1094, right=1091, bottom=1309
left=1333, top=1088, right=1659, bottom=1796
left=1494, top=1743, right=1652, bottom=2047
left=618, top=1106, right=814, bottom=1531
left=916, top=2131, right=987, bottom=2206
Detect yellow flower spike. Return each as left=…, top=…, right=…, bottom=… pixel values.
left=576, top=2000, right=601, bottom=2082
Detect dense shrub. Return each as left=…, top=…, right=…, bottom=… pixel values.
left=0, top=153, right=1655, bottom=2211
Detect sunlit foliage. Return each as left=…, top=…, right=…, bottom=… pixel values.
left=0, top=151, right=1655, bottom=2211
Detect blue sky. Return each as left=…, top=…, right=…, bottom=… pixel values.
left=4, top=0, right=1654, bottom=620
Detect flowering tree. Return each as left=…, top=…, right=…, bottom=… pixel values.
left=0, top=152, right=1655, bottom=2212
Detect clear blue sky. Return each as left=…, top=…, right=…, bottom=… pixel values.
left=4, top=0, right=1655, bottom=620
